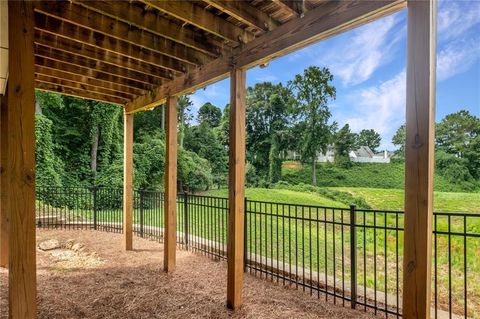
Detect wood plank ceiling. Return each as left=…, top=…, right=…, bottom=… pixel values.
left=32, top=0, right=310, bottom=106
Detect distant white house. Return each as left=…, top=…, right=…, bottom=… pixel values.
left=285, top=146, right=393, bottom=164
left=349, top=146, right=391, bottom=163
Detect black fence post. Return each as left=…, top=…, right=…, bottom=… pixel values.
left=139, top=189, right=145, bottom=238
left=93, top=186, right=98, bottom=230
left=243, top=196, right=248, bottom=272
left=350, top=204, right=357, bottom=309
left=184, top=191, right=189, bottom=249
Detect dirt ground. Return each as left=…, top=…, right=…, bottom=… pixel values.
left=0, top=229, right=376, bottom=319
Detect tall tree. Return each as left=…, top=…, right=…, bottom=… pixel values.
left=392, top=124, right=406, bottom=157
left=289, top=66, right=336, bottom=186
left=333, top=124, right=356, bottom=166
left=246, top=82, right=293, bottom=182
left=197, top=102, right=222, bottom=127
left=357, top=129, right=381, bottom=152
left=436, top=110, right=480, bottom=179
left=177, top=95, right=193, bottom=148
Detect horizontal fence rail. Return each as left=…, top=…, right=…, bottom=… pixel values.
left=35, top=186, right=479, bottom=319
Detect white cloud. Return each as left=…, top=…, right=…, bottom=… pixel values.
left=437, top=37, right=480, bottom=81
left=317, top=14, right=405, bottom=86
left=438, top=1, right=480, bottom=42
left=337, top=71, right=406, bottom=150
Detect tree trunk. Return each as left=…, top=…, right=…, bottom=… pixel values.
left=161, top=105, right=165, bottom=131
left=35, top=100, right=42, bottom=114
left=91, top=125, right=99, bottom=179
left=312, top=158, right=317, bottom=186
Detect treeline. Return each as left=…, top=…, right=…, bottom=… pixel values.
left=35, top=66, right=480, bottom=192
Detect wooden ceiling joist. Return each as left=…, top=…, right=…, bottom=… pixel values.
left=126, top=0, right=406, bottom=113
left=71, top=0, right=228, bottom=57
left=35, top=46, right=164, bottom=88
left=139, top=0, right=253, bottom=44
left=271, top=0, right=306, bottom=17
left=35, top=56, right=155, bottom=92
left=203, top=0, right=278, bottom=32
left=35, top=65, right=146, bottom=97
left=35, top=73, right=135, bottom=101
left=35, top=81, right=127, bottom=105
left=35, top=31, right=182, bottom=79
left=33, top=5, right=206, bottom=67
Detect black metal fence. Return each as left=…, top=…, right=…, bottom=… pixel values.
left=35, top=186, right=480, bottom=319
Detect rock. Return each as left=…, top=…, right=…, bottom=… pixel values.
left=72, top=243, right=85, bottom=252
left=38, top=239, right=61, bottom=251
left=64, top=239, right=75, bottom=249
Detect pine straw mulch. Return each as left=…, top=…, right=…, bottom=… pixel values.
left=0, top=229, right=376, bottom=319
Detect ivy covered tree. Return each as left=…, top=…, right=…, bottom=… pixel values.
left=246, top=82, right=293, bottom=185
left=289, top=66, right=336, bottom=186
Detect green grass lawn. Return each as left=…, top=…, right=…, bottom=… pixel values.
left=333, top=187, right=480, bottom=213
left=204, top=188, right=344, bottom=207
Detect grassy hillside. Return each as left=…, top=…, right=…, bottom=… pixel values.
left=334, top=187, right=480, bottom=213
left=204, top=188, right=344, bottom=207
left=281, top=161, right=478, bottom=192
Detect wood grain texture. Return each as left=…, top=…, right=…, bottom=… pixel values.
left=123, top=111, right=134, bottom=251
left=202, top=0, right=277, bottom=33
left=35, top=82, right=126, bottom=106
left=164, top=96, right=178, bottom=273
left=402, top=1, right=437, bottom=318
left=0, top=92, right=8, bottom=268
left=126, top=0, right=406, bottom=113
left=71, top=0, right=224, bottom=58
left=35, top=65, right=144, bottom=98
left=227, top=68, right=246, bottom=310
left=140, top=0, right=251, bottom=44
left=7, top=1, right=37, bottom=317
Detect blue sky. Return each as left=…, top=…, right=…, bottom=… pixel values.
left=189, top=0, right=480, bottom=150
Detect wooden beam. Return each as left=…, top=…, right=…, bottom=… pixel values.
left=203, top=0, right=277, bottom=32
left=0, top=92, right=8, bottom=269
left=35, top=65, right=145, bottom=98
left=72, top=0, right=226, bottom=58
left=35, top=31, right=185, bottom=76
left=126, top=0, right=406, bottom=113
left=140, top=0, right=252, bottom=44
left=34, top=12, right=206, bottom=68
left=8, top=1, right=37, bottom=317
left=227, top=67, right=246, bottom=310
left=34, top=73, right=134, bottom=101
left=123, top=110, right=133, bottom=251
left=164, top=96, right=177, bottom=273
left=271, top=0, right=305, bottom=17
left=35, top=82, right=125, bottom=106
left=35, top=56, right=155, bottom=93
left=402, top=1, right=437, bottom=318
left=35, top=45, right=166, bottom=86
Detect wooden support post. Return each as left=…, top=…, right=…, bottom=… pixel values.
left=123, top=110, right=133, bottom=251
left=403, top=1, right=437, bottom=318
left=164, top=96, right=177, bottom=272
left=7, top=1, right=37, bottom=317
left=227, top=67, right=246, bottom=310
left=0, top=93, right=8, bottom=268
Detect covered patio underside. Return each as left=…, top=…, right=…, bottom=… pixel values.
left=0, top=1, right=437, bottom=318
